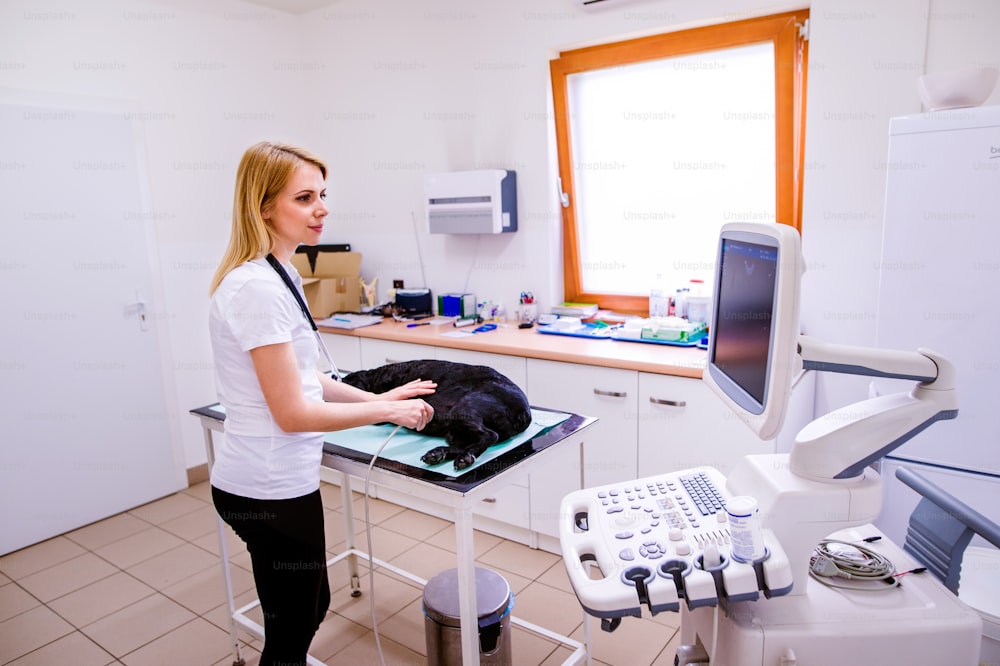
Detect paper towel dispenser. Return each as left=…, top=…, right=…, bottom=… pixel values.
left=425, top=169, right=517, bottom=234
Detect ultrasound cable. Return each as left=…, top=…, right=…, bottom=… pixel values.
left=809, top=538, right=899, bottom=591
left=362, top=425, right=401, bottom=666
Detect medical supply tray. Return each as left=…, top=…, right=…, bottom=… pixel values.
left=610, top=332, right=707, bottom=347
left=536, top=324, right=615, bottom=339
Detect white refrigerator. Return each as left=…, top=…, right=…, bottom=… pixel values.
left=871, top=105, right=1000, bottom=550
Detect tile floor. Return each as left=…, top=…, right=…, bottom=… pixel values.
left=0, top=481, right=682, bottom=665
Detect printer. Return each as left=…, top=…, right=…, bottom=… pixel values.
left=424, top=169, right=517, bottom=234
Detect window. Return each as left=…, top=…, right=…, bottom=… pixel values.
left=550, top=10, right=809, bottom=313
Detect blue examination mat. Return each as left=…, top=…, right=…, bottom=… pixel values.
left=324, top=408, right=567, bottom=476
left=322, top=407, right=595, bottom=491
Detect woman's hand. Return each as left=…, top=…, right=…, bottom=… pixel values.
left=378, top=379, right=437, bottom=402
left=387, top=398, right=435, bottom=431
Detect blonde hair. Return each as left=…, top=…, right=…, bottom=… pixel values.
left=209, top=141, right=327, bottom=295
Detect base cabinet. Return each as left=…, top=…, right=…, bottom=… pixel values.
left=342, top=337, right=811, bottom=554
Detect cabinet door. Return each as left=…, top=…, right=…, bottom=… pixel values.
left=319, top=333, right=363, bottom=375
left=435, top=348, right=527, bottom=392
left=637, top=373, right=775, bottom=477
left=359, top=339, right=437, bottom=368
left=527, top=359, right=638, bottom=488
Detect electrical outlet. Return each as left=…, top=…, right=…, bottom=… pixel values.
left=393, top=279, right=404, bottom=289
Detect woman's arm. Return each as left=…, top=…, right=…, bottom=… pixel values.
left=315, top=371, right=436, bottom=404
left=250, top=342, right=434, bottom=433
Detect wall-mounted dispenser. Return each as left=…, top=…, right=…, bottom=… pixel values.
left=425, top=169, right=517, bottom=234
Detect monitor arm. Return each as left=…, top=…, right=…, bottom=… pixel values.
left=789, top=335, right=958, bottom=480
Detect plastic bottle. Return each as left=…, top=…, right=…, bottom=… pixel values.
left=687, top=279, right=711, bottom=324
left=726, top=496, right=766, bottom=562
left=674, top=287, right=689, bottom=320
left=649, top=274, right=668, bottom=318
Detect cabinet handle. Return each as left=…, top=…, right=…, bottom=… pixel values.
left=593, top=388, right=627, bottom=398
left=649, top=397, right=686, bottom=407
left=482, top=497, right=497, bottom=503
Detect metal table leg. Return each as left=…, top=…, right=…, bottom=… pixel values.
left=454, top=504, right=479, bottom=665
left=202, top=425, right=244, bottom=666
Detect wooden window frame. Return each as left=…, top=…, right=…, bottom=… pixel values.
left=550, top=9, right=809, bottom=313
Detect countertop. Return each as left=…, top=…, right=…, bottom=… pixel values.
left=318, top=319, right=706, bottom=378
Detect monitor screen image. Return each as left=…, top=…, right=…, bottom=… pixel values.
left=703, top=222, right=803, bottom=441
left=711, top=238, right=778, bottom=410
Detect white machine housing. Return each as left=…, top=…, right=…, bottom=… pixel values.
left=558, top=222, right=981, bottom=665
left=425, top=169, right=518, bottom=234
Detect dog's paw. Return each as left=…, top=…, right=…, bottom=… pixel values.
left=454, top=452, right=477, bottom=470
left=421, top=447, right=450, bottom=465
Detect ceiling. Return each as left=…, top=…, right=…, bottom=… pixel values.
left=238, top=0, right=342, bottom=14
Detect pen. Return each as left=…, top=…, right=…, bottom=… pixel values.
left=407, top=322, right=430, bottom=328
left=333, top=317, right=351, bottom=322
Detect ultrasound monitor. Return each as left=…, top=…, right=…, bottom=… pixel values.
left=703, top=222, right=804, bottom=441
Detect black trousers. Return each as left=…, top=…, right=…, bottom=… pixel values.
left=212, top=486, right=331, bottom=666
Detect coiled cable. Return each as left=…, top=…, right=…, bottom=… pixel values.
left=809, top=538, right=898, bottom=591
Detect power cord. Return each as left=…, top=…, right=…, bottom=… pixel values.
left=362, top=425, right=401, bottom=666
left=808, top=538, right=904, bottom=591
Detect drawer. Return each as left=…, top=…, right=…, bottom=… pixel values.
left=637, top=372, right=774, bottom=476
left=359, top=339, right=436, bottom=368
left=435, top=348, right=527, bottom=392
left=472, top=481, right=530, bottom=527
left=319, top=333, right=362, bottom=375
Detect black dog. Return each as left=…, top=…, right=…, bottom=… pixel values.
left=341, top=359, right=532, bottom=470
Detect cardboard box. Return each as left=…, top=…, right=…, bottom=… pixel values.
left=290, top=250, right=362, bottom=318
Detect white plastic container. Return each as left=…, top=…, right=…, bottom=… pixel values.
left=686, top=279, right=711, bottom=323
left=687, top=295, right=711, bottom=324
left=649, top=274, right=669, bottom=318
left=726, top=496, right=766, bottom=562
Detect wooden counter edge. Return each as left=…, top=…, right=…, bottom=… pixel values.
left=318, top=320, right=705, bottom=379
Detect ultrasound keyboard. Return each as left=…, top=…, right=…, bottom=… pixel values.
left=559, top=467, right=793, bottom=621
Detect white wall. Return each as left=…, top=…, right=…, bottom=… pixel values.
left=3, top=0, right=998, bottom=469
left=802, top=0, right=1000, bottom=413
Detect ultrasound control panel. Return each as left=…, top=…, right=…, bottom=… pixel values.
left=560, top=467, right=793, bottom=621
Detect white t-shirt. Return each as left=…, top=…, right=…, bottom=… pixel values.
left=208, top=257, right=325, bottom=500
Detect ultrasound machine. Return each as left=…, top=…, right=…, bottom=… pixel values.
left=559, top=222, right=983, bottom=665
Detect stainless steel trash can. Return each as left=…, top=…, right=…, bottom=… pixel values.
left=422, top=567, right=514, bottom=665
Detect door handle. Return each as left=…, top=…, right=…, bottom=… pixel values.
left=649, top=397, right=686, bottom=407
left=593, top=388, right=627, bottom=398
left=123, top=289, right=149, bottom=332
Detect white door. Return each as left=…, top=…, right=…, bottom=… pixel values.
left=0, top=97, right=186, bottom=555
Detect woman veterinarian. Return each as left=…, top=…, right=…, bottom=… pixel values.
left=208, top=141, right=436, bottom=666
